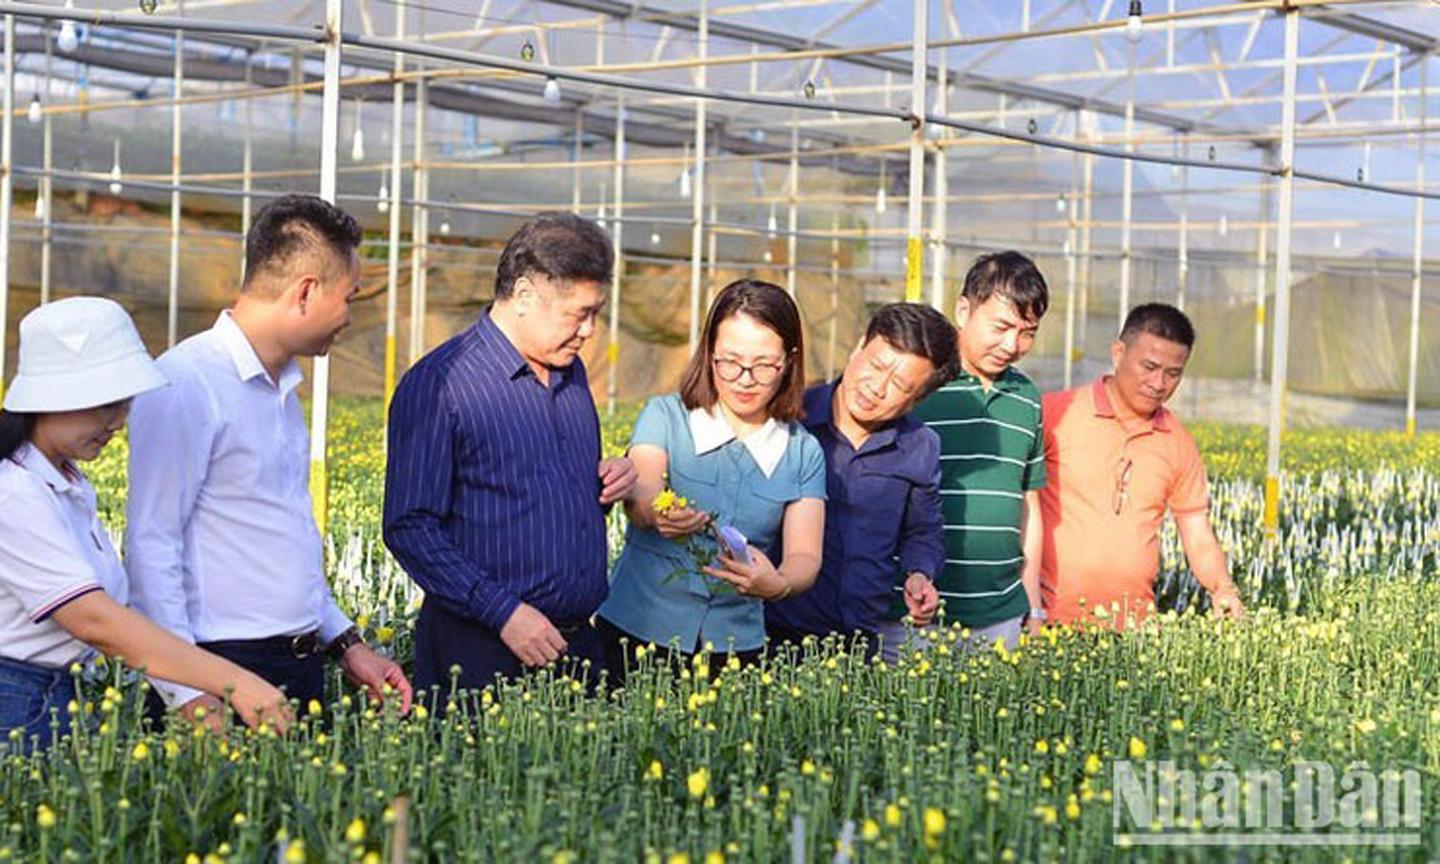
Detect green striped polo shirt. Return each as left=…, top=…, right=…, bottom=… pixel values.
left=904, top=366, right=1046, bottom=627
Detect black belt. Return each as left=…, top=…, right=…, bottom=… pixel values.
left=199, top=630, right=323, bottom=660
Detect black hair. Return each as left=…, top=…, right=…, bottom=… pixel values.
left=960, top=251, right=1050, bottom=322
left=679, top=279, right=807, bottom=423
left=243, top=194, right=363, bottom=291
left=863, top=302, right=960, bottom=394
left=1120, top=302, right=1195, bottom=349
left=494, top=212, right=614, bottom=300
left=0, top=411, right=35, bottom=462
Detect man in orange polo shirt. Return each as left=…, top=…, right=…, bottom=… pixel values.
left=1039, top=303, right=1243, bottom=628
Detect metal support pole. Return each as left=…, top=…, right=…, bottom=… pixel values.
left=1062, top=152, right=1079, bottom=390
left=706, top=200, right=718, bottom=288
left=1263, top=7, right=1299, bottom=536
left=310, top=0, right=343, bottom=537
left=904, top=0, right=927, bottom=301
left=1253, top=157, right=1273, bottom=382
left=607, top=95, right=625, bottom=417
left=383, top=0, right=405, bottom=426
left=785, top=125, right=798, bottom=295
left=687, top=0, right=707, bottom=351
left=1405, top=57, right=1428, bottom=437
left=239, top=48, right=253, bottom=282
left=38, top=26, right=51, bottom=304
left=571, top=107, right=584, bottom=214
left=167, top=6, right=185, bottom=348
left=1076, top=116, right=1096, bottom=369
left=0, top=15, right=12, bottom=404
left=408, top=75, right=427, bottom=365
left=1118, top=79, right=1136, bottom=328
left=827, top=210, right=839, bottom=380
left=1176, top=137, right=1189, bottom=312
left=928, top=50, right=948, bottom=311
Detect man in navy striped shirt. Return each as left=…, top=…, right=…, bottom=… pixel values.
left=384, top=213, right=636, bottom=694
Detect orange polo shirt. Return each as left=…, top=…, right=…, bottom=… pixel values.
left=1038, top=377, right=1210, bottom=628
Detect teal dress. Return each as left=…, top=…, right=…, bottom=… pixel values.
left=599, top=394, right=826, bottom=653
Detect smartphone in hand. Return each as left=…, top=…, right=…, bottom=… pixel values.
left=712, top=524, right=752, bottom=565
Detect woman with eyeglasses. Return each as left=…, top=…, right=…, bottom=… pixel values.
left=0, top=298, right=291, bottom=752
left=597, top=279, right=825, bottom=684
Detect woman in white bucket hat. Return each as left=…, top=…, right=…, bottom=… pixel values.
left=0, top=297, right=291, bottom=752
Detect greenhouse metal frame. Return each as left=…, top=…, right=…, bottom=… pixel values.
left=0, top=0, right=1432, bottom=534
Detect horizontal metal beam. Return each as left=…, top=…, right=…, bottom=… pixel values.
left=5, top=1, right=1434, bottom=203
left=1299, top=7, right=1437, bottom=52
left=539, top=0, right=1261, bottom=141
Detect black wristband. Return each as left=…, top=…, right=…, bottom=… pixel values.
left=326, top=625, right=363, bottom=661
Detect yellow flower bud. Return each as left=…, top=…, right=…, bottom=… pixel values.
left=687, top=767, right=709, bottom=799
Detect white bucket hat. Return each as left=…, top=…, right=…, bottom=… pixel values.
left=3, top=297, right=167, bottom=413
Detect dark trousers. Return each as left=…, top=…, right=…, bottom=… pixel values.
left=201, top=640, right=327, bottom=706
left=414, top=598, right=608, bottom=699
left=146, top=639, right=325, bottom=726
left=596, top=616, right=762, bottom=690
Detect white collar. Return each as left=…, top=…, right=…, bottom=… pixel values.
left=14, top=441, right=77, bottom=496
left=687, top=406, right=789, bottom=478
left=215, top=311, right=303, bottom=392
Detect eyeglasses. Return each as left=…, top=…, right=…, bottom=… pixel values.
left=713, top=357, right=785, bottom=386
left=1113, top=455, right=1134, bottom=516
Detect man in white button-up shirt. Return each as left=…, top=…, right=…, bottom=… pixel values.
left=126, top=195, right=412, bottom=723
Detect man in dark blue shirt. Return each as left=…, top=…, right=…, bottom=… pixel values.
left=384, top=213, right=636, bottom=693
left=766, top=303, right=956, bottom=659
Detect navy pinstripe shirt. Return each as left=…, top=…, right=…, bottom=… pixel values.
left=383, top=308, right=608, bottom=632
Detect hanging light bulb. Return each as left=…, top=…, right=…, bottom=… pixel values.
left=1218, top=214, right=1228, bottom=237
left=1332, top=231, right=1342, bottom=250
left=377, top=180, right=389, bottom=214
left=763, top=249, right=774, bottom=263
left=875, top=184, right=887, bottom=215
left=520, top=41, right=535, bottom=62
left=766, top=202, right=778, bottom=237
left=1125, top=0, right=1143, bottom=44
left=597, top=203, right=608, bottom=231
left=543, top=77, right=562, bottom=105
left=57, top=1, right=79, bottom=53
left=650, top=231, right=661, bottom=246
left=34, top=195, right=44, bottom=220
left=106, top=139, right=123, bottom=196
left=27, top=94, right=41, bottom=125
left=439, top=217, right=452, bottom=236
left=678, top=141, right=694, bottom=201
left=350, top=102, right=365, bottom=162
left=803, top=80, right=816, bottom=100
left=139, top=0, right=158, bottom=13
left=1055, top=194, right=1067, bottom=214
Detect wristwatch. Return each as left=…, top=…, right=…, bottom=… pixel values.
left=326, top=625, right=364, bottom=660
left=1027, top=607, right=1048, bottom=624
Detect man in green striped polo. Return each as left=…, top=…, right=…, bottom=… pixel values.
left=885, top=251, right=1049, bottom=653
